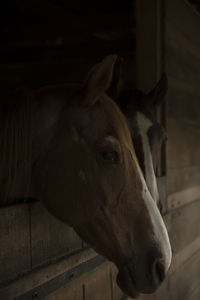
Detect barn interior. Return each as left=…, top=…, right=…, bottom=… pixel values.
left=0, top=0, right=200, bottom=299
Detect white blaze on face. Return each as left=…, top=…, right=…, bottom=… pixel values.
left=135, top=112, right=172, bottom=270
left=136, top=112, right=159, bottom=203
left=142, top=187, right=172, bottom=270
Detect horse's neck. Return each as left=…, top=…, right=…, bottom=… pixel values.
left=0, top=84, right=81, bottom=204
left=31, top=84, right=82, bottom=159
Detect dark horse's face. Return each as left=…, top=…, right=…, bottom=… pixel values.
left=33, top=56, right=171, bottom=298
left=116, top=75, right=168, bottom=208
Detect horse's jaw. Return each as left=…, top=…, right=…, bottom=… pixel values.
left=117, top=267, right=140, bottom=298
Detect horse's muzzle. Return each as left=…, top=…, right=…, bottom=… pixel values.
left=116, top=256, right=166, bottom=298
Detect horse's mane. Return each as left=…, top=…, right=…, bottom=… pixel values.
left=0, top=89, right=33, bottom=204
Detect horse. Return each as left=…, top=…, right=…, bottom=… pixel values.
left=114, top=73, right=168, bottom=210
left=0, top=55, right=171, bottom=298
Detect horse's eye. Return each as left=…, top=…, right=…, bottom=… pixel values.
left=101, top=151, right=120, bottom=164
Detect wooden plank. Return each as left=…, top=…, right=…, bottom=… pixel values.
left=169, top=249, right=200, bottom=300
left=167, top=87, right=200, bottom=123
left=167, top=166, right=200, bottom=195
left=167, top=76, right=200, bottom=97
left=167, top=199, right=200, bottom=255
left=168, top=185, right=200, bottom=210
left=136, top=0, right=167, bottom=179
left=0, top=204, right=31, bottom=285
left=169, top=236, right=200, bottom=275
left=0, top=248, right=97, bottom=299
left=167, top=117, right=200, bottom=169
left=166, top=37, right=200, bottom=89
left=84, top=263, right=112, bottom=300
left=187, top=287, right=200, bottom=300
left=165, top=19, right=200, bottom=61
left=165, top=0, right=200, bottom=44
left=136, top=0, right=163, bottom=92
left=44, top=277, right=83, bottom=300
left=30, top=202, right=82, bottom=268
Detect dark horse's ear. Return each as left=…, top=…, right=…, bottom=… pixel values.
left=146, top=73, right=168, bottom=107
left=83, top=55, right=122, bottom=106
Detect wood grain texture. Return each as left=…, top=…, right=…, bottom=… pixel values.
left=168, top=186, right=200, bottom=210
left=167, top=117, right=200, bottom=169
left=84, top=263, right=112, bottom=300
left=0, top=248, right=97, bottom=299
left=167, top=166, right=200, bottom=195
left=44, top=276, right=83, bottom=300
left=167, top=87, right=200, bottom=123
left=0, top=204, right=31, bottom=285
left=169, top=249, right=200, bottom=300
left=30, top=202, right=82, bottom=268
left=165, top=0, right=200, bottom=44
left=136, top=0, right=163, bottom=92
left=167, top=199, right=200, bottom=256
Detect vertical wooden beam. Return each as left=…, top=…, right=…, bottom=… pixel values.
left=136, top=0, right=167, bottom=194
left=136, top=0, right=164, bottom=92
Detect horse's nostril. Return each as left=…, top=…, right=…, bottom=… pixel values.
left=152, top=260, right=165, bottom=284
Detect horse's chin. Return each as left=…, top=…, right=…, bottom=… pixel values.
left=117, top=267, right=140, bottom=298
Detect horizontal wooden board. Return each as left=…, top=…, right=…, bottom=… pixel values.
left=167, top=199, right=200, bottom=255
left=167, top=166, right=200, bottom=195
left=169, top=236, right=200, bottom=275
left=167, top=117, right=200, bottom=169
left=166, top=45, right=200, bottom=90
left=0, top=204, right=31, bottom=285
left=30, top=202, right=82, bottom=268
left=165, top=19, right=200, bottom=61
left=0, top=248, right=97, bottom=299
left=169, top=248, right=200, bottom=300
left=44, top=276, right=83, bottom=300
left=167, top=86, right=200, bottom=123
left=84, top=263, right=112, bottom=300
left=165, top=0, right=200, bottom=44
left=44, top=261, right=113, bottom=300
left=168, top=185, right=200, bottom=210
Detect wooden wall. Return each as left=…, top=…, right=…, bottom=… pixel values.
left=136, top=1, right=200, bottom=300
left=165, top=0, right=200, bottom=299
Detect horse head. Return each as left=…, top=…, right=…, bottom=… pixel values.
left=116, top=74, right=168, bottom=207
left=30, top=56, right=171, bottom=298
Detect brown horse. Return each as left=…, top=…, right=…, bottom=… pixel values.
left=0, top=55, right=171, bottom=298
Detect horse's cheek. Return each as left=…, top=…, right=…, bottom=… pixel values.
left=32, top=131, right=106, bottom=227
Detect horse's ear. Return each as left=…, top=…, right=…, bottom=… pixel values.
left=146, top=74, right=168, bottom=107
left=83, top=55, right=122, bottom=106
